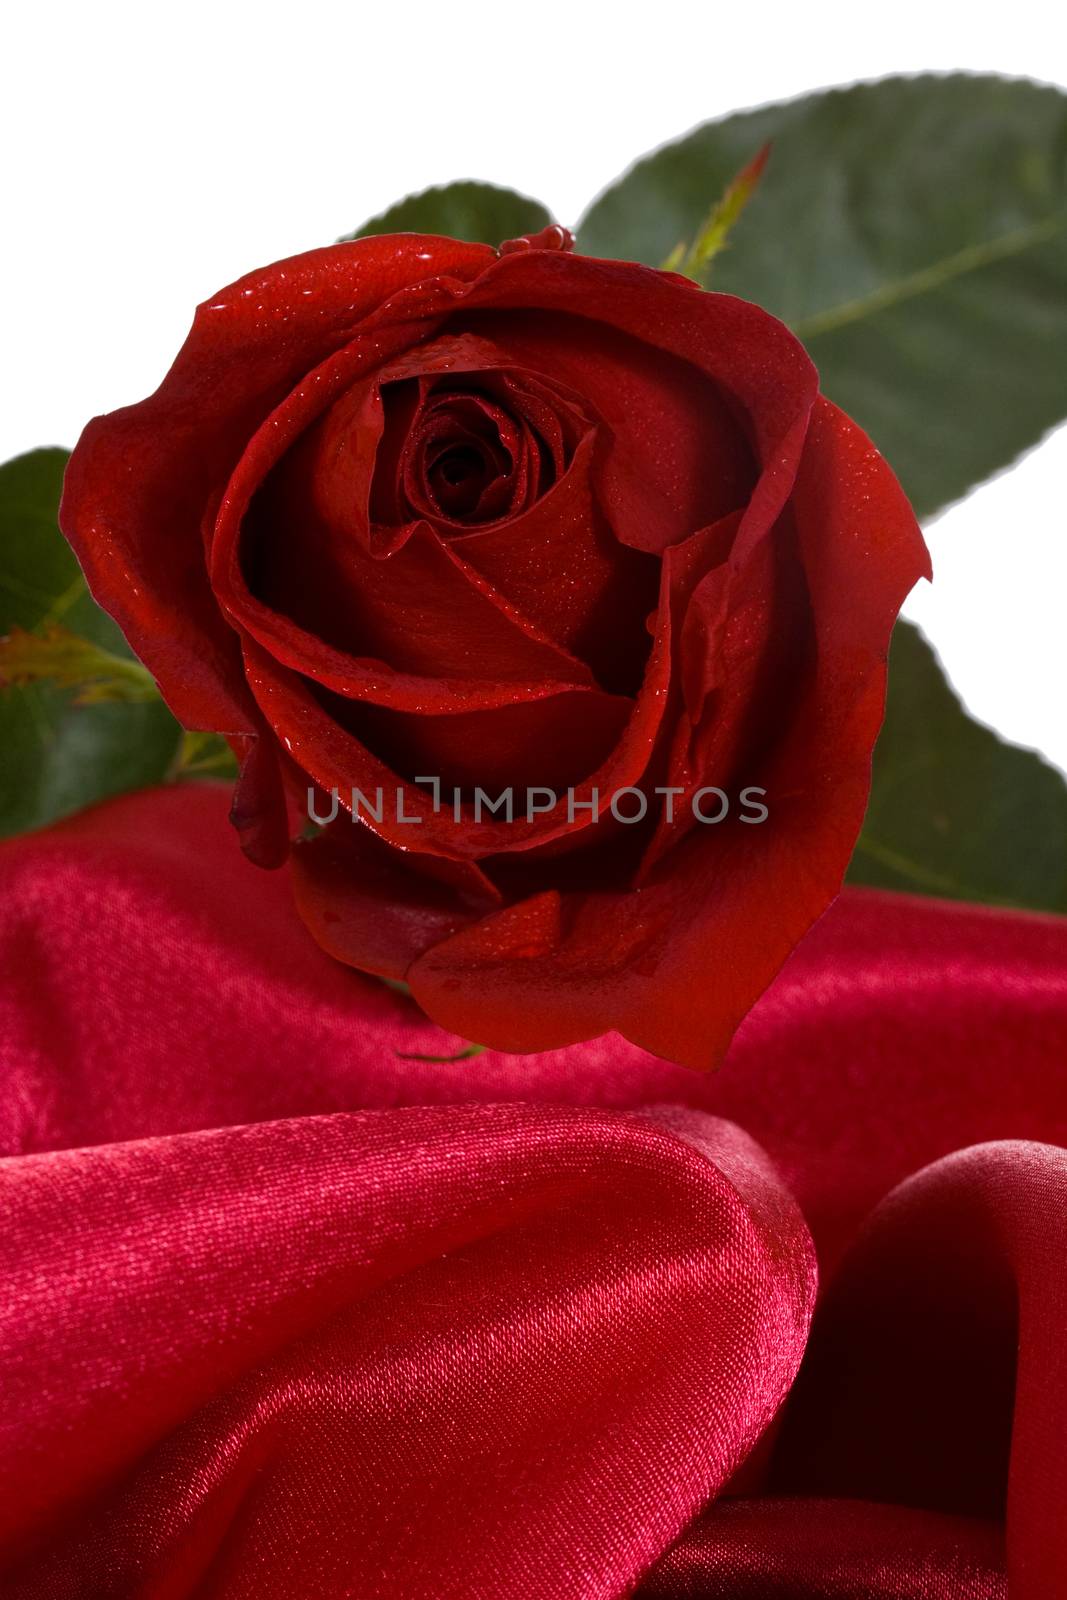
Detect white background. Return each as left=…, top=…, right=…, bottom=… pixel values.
left=3, top=1, right=1065, bottom=771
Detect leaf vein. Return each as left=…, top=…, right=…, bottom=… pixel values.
left=793, top=213, right=1066, bottom=340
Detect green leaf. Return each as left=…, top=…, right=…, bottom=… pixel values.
left=579, top=74, right=1067, bottom=519
left=343, top=181, right=554, bottom=248
left=171, top=728, right=239, bottom=780
left=0, top=624, right=159, bottom=704
left=849, top=621, right=1067, bottom=913
left=0, top=449, right=182, bottom=839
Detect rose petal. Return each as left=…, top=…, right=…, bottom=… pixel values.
left=452, top=432, right=660, bottom=692
left=406, top=401, right=927, bottom=1066
left=59, top=236, right=495, bottom=733
left=445, top=304, right=759, bottom=555
left=292, top=819, right=499, bottom=980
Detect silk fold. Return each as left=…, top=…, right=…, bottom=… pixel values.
left=1, top=784, right=1065, bottom=1597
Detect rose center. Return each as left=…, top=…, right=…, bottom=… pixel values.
left=383, top=379, right=553, bottom=531
left=425, top=439, right=504, bottom=518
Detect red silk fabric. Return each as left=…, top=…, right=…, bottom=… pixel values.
left=1, top=784, right=1065, bottom=1597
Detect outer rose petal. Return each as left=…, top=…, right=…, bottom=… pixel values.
left=59, top=235, right=495, bottom=734
left=404, top=399, right=929, bottom=1067
left=290, top=819, right=498, bottom=981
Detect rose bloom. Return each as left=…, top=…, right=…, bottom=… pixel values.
left=61, top=225, right=927, bottom=1068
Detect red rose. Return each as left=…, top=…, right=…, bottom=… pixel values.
left=60, top=225, right=927, bottom=1068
